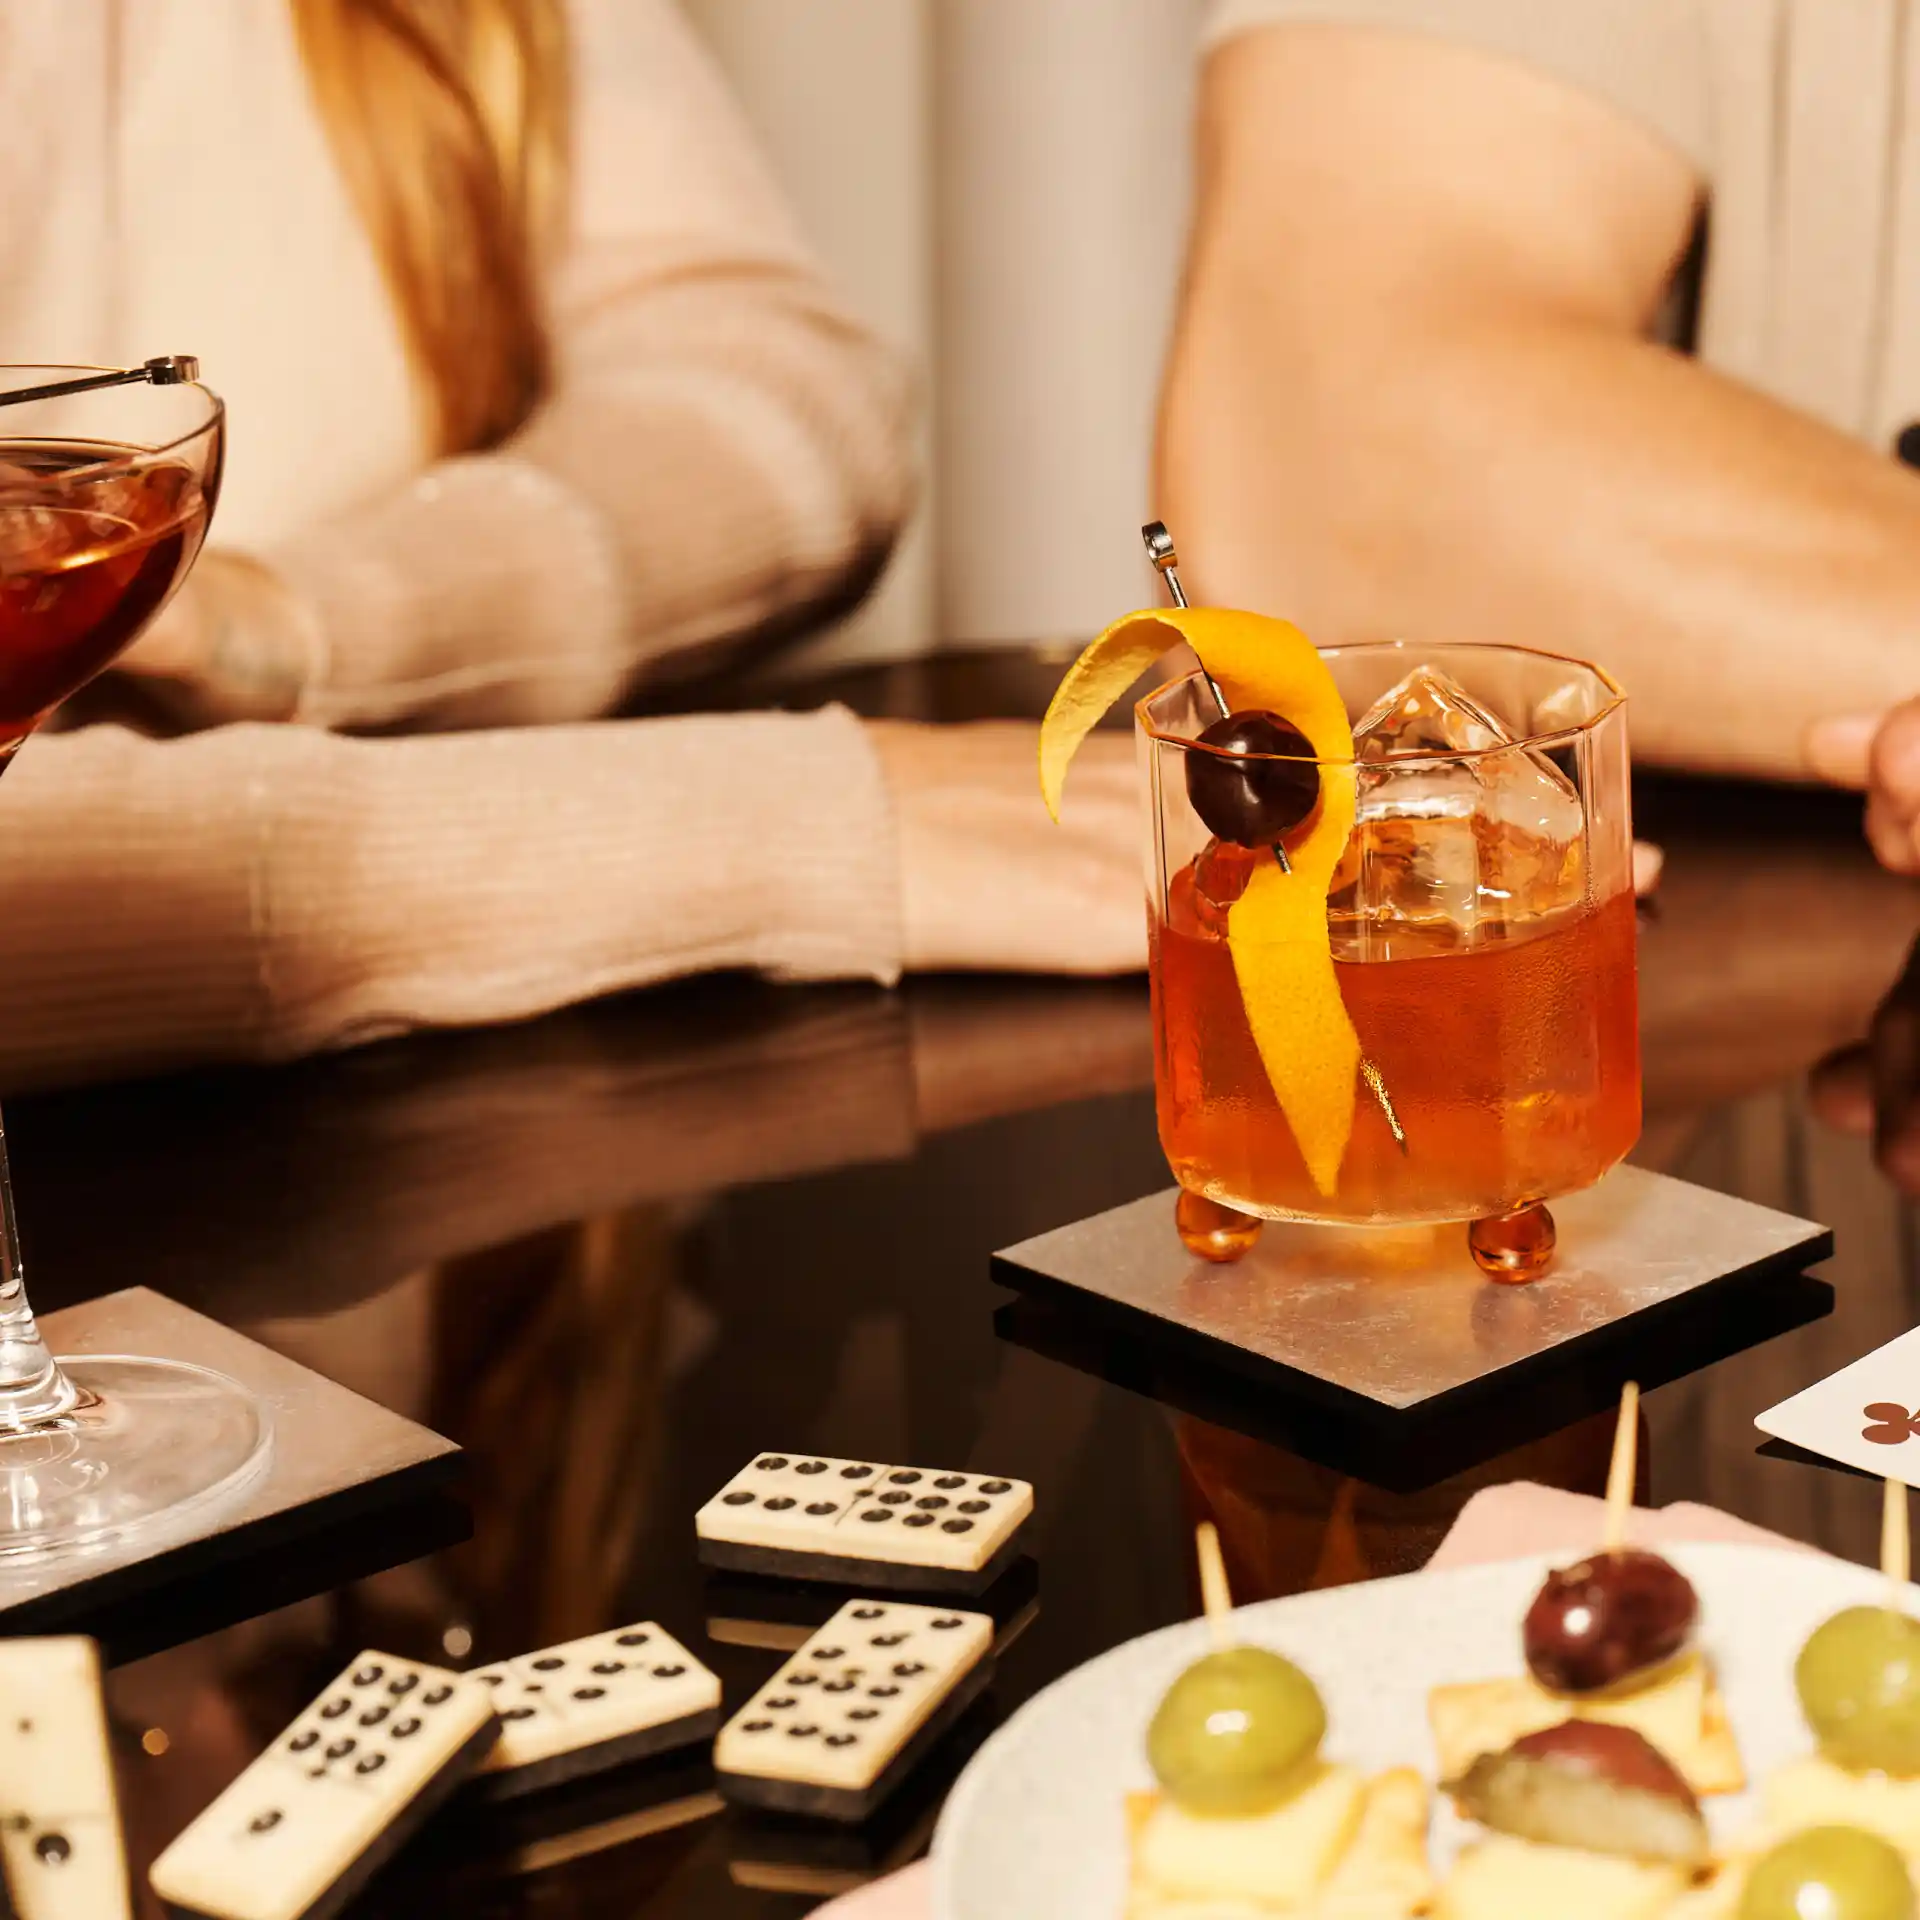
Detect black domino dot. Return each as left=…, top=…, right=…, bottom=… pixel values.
left=389, top=1674, right=420, bottom=1696
left=878, top=1492, right=912, bottom=1507
left=840, top=1464, right=873, bottom=1480
left=861, top=1508, right=893, bottom=1524
left=248, top=1811, right=282, bottom=1835
left=849, top=1707, right=880, bottom=1721
left=787, top=1724, right=820, bottom=1738
left=869, top=1685, right=900, bottom=1698
left=326, top=1739, right=356, bottom=1760
left=755, top=1456, right=788, bottom=1471
left=893, top=1662, right=927, bottom=1678
left=980, top=1481, right=1013, bottom=1495
left=796, top=1461, right=828, bottom=1476
left=288, top=1730, right=319, bottom=1753
left=352, top=1665, right=384, bottom=1686
left=812, top=1647, right=846, bottom=1661
left=393, top=1718, right=423, bottom=1738
left=943, top=1520, right=975, bottom=1534
left=765, top=1497, right=796, bottom=1512
left=531, top=1657, right=564, bottom=1672
left=722, top=1491, right=753, bottom=1506
left=823, top=1678, right=856, bottom=1693
left=617, top=1632, right=651, bottom=1647
left=932, top=1617, right=965, bottom=1630
left=958, top=1500, right=989, bottom=1515
left=320, top=1698, right=351, bottom=1720
left=423, top=1685, right=453, bottom=1706
left=591, top=1661, right=623, bottom=1676
left=35, top=1834, right=70, bottom=1865
left=503, top=1707, right=537, bottom=1722
left=934, top=1475, right=965, bottom=1490
left=915, top=1496, right=950, bottom=1510
left=889, top=1471, right=922, bottom=1485
left=806, top=1501, right=837, bottom=1516
left=852, top=1607, right=885, bottom=1620
left=651, top=1663, right=686, bottom=1679
left=478, top=1673, right=505, bottom=1687
left=767, top=1697, right=797, bottom=1711
left=356, top=1754, right=387, bottom=1775
left=787, top=1673, right=819, bottom=1688
left=871, top=1633, right=907, bottom=1648
left=572, top=1687, right=606, bottom=1702
left=825, top=1733, right=858, bottom=1747
left=743, top=1719, right=773, bottom=1733
left=904, top=1514, right=934, bottom=1529
left=358, top=1706, right=390, bottom=1727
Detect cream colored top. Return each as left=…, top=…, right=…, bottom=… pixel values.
left=0, top=0, right=911, bottom=1087
left=1205, top=0, right=1920, bottom=453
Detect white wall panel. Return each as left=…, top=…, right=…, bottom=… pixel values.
left=681, top=0, right=1204, bottom=660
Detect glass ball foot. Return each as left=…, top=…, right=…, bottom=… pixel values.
left=1469, top=1203, right=1557, bottom=1283
left=1176, top=1191, right=1264, bottom=1264
left=0, top=1355, right=270, bottom=1559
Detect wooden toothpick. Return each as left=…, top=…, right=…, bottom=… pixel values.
left=1885, top=1478, right=1910, bottom=1602
left=1197, top=1521, right=1233, bottom=1651
left=1602, top=1382, right=1640, bottom=1553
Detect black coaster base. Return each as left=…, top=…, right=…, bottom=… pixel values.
left=992, top=1170, right=1833, bottom=1492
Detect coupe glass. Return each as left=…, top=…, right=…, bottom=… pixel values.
left=1141, top=641, right=1640, bottom=1263
left=0, top=363, right=269, bottom=1556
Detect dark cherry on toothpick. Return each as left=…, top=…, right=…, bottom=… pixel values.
left=1185, top=711, right=1320, bottom=849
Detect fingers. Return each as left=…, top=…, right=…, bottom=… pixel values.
left=1630, top=840, right=1662, bottom=897
left=1865, top=704, right=1920, bottom=874
left=1804, top=704, right=1920, bottom=875
left=1807, top=1043, right=1874, bottom=1137
left=1803, top=713, right=1880, bottom=789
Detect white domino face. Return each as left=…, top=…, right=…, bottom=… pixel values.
left=149, top=1653, right=493, bottom=1920
left=715, top=1600, right=990, bottom=1792
left=0, top=1638, right=127, bottom=1920
left=470, top=1622, right=719, bottom=1775
left=696, top=1453, right=1032, bottom=1572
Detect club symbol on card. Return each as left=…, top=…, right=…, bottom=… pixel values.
left=1862, top=1403, right=1920, bottom=1444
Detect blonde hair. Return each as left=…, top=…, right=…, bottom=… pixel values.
left=290, top=0, right=570, bottom=457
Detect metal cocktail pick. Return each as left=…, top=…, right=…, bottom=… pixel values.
left=0, top=357, right=200, bottom=409
left=1142, top=522, right=1289, bottom=877
left=1141, top=520, right=1406, bottom=1154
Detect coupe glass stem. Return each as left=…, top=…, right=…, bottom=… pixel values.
left=0, top=1106, right=78, bottom=1431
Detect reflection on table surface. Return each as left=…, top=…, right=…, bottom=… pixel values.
left=14, top=658, right=1920, bottom=1915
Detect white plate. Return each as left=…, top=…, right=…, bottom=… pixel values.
left=931, top=1542, right=1890, bottom=1920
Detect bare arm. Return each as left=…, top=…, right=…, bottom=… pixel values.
left=1160, top=25, right=1920, bottom=779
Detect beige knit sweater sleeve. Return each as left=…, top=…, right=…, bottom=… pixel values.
left=250, top=0, right=913, bottom=729
left=0, top=709, right=901, bottom=1092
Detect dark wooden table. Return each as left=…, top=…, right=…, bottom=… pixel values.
left=12, top=656, right=1920, bottom=1916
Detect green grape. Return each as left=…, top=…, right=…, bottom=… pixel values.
left=1738, top=1827, right=1915, bottom=1920
left=1145, top=1645, right=1326, bottom=1817
left=1797, top=1608, right=1920, bottom=1774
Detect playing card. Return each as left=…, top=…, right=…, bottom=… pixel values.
left=1754, top=1326, right=1920, bottom=1484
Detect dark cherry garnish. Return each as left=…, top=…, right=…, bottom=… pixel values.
left=1452, top=1721, right=1706, bottom=1864
left=1523, top=1548, right=1698, bottom=1695
left=1185, top=711, right=1320, bottom=849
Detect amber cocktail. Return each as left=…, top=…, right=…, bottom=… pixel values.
left=1142, top=643, right=1640, bottom=1236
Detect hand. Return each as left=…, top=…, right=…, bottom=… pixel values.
left=1809, top=932, right=1920, bottom=1190
left=107, top=550, right=318, bottom=725
left=869, top=720, right=1146, bottom=975
left=868, top=720, right=1664, bottom=978
left=1805, top=706, right=1920, bottom=872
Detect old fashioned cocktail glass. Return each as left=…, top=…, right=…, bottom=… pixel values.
left=1142, top=642, right=1638, bottom=1258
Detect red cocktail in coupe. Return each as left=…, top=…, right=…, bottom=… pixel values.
left=0, top=362, right=265, bottom=1559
